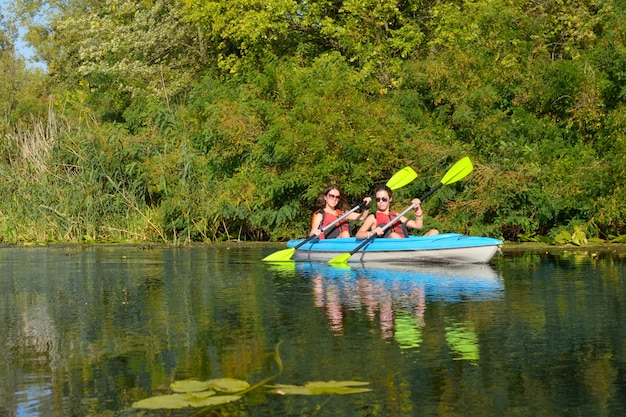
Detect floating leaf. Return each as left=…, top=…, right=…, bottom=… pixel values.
left=171, top=379, right=214, bottom=393
left=187, top=394, right=240, bottom=407
left=133, top=394, right=192, bottom=409
left=132, top=392, right=240, bottom=409
left=207, top=377, right=250, bottom=393
left=169, top=377, right=249, bottom=394
left=268, top=381, right=372, bottom=395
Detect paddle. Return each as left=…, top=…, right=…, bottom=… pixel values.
left=328, top=157, right=474, bottom=265
left=262, top=166, right=418, bottom=262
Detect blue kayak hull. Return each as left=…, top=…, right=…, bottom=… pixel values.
left=286, top=233, right=503, bottom=264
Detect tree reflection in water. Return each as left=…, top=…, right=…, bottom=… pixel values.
left=4, top=247, right=626, bottom=416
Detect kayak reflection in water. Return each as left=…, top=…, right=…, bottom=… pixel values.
left=311, top=273, right=426, bottom=340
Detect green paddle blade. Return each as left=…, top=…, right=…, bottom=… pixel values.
left=441, top=157, right=473, bottom=185
left=328, top=253, right=352, bottom=265
left=262, top=248, right=296, bottom=262
left=386, top=166, right=418, bottom=190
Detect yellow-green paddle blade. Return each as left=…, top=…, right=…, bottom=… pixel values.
left=386, top=166, right=418, bottom=190
left=328, top=253, right=352, bottom=265
left=262, top=248, right=296, bottom=262
left=441, top=157, right=473, bottom=185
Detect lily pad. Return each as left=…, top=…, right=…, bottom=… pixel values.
left=207, top=377, right=250, bottom=393
left=133, top=393, right=192, bottom=410
left=132, top=392, right=240, bottom=409
left=170, top=379, right=215, bottom=393
left=187, top=394, right=241, bottom=407
left=268, top=380, right=372, bottom=395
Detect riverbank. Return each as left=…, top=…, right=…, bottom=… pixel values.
left=500, top=242, right=626, bottom=256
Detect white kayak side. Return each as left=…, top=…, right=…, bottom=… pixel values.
left=286, top=233, right=503, bottom=264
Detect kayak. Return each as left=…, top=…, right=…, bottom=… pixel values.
left=286, top=233, right=503, bottom=264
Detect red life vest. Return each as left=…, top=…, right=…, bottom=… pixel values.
left=313, top=209, right=349, bottom=239
left=375, top=211, right=409, bottom=238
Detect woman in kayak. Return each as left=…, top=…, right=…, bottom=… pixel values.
left=355, top=185, right=439, bottom=239
left=309, top=185, right=372, bottom=239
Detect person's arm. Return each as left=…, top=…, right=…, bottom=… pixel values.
left=309, top=212, right=323, bottom=237
left=347, top=197, right=372, bottom=221
left=404, top=199, right=424, bottom=230
left=355, top=214, right=376, bottom=239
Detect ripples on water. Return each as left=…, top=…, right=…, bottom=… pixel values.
left=0, top=246, right=625, bottom=416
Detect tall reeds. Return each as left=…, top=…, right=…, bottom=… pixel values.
left=0, top=102, right=170, bottom=244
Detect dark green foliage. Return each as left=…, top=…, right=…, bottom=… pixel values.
left=2, top=0, right=626, bottom=244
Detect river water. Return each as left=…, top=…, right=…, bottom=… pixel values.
left=1, top=244, right=625, bottom=416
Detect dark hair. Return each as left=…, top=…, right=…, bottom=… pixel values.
left=316, top=184, right=347, bottom=210
left=374, top=185, right=392, bottom=198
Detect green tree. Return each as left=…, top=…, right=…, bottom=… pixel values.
left=180, top=0, right=430, bottom=89
left=1, top=10, right=19, bottom=121
left=15, top=0, right=202, bottom=110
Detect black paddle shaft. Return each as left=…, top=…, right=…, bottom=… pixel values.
left=348, top=182, right=443, bottom=256
left=296, top=202, right=366, bottom=249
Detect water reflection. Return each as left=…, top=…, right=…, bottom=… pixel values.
left=0, top=245, right=275, bottom=417
left=2, top=247, right=626, bottom=417
left=14, top=293, right=60, bottom=416
left=294, top=262, right=502, bottom=360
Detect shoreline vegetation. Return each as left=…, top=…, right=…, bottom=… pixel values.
left=2, top=1, right=626, bottom=246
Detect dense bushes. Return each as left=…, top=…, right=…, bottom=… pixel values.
left=1, top=0, right=625, bottom=244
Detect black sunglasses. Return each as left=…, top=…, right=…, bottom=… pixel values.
left=375, top=197, right=389, bottom=202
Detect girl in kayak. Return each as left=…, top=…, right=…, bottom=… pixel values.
left=355, top=185, right=439, bottom=239
left=309, top=185, right=372, bottom=239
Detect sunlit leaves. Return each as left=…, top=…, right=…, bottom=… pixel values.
left=0, top=15, right=18, bottom=117
left=16, top=0, right=199, bottom=97
left=317, top=0, right=425, bottom=87
left=180, top=0, right=298, bottom=74
left=554, top=225, right=589, bottom=246
left=180, top=0, right=427, bottom=87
